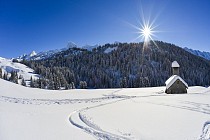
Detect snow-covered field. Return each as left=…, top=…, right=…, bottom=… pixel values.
left=0, top=78, right=210, bottom=140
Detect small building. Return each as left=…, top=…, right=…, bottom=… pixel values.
left=165, top=61, right=188, bottom=94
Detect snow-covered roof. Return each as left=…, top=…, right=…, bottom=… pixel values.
left=165, top=75, right=188, bottom=89
left=172, top=61, right=180, bottom=67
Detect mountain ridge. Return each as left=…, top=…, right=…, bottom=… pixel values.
left=184, top=47, right=210, bottom=60
left=19, top=41, right=210, bottom=89
left=17, top=42, right=99, bottom=61
left=17, top=41, right=210, bottom=62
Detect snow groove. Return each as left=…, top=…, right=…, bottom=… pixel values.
left=69, top=90, right=134, bottom=140
left=147, top=101, right=210, bottom=115
left=0, top=94, right=125, bottom=105
left=79, top=112, right=103, bottom=132
left=200, top=121, right=210, bottom=140
left=69, top=100, right=131, bottom=140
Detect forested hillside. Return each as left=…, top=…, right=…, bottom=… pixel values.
left=21, top=41, right=210, bottom=89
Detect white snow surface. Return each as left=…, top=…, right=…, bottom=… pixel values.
left=0, top=78, right=210, bottom=140
left=172, top=61, right=180, bottom=67
left=165, top=75, right=188, bottom=89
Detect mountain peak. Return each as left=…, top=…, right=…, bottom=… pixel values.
left=67, top=42, right=77, bottom=49
left=29, top=51, right=37, bottom=57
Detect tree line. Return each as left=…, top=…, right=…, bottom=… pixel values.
left=1, top=41, right=210, bottom=89
left=19, top=41, right=210, bottom=89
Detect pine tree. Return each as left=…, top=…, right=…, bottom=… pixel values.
left=79, top=81, right=87, bottom=89
left=19, top=74, right=23, bottom=79
left=48, top=80, right=55, bottom=90
left=71, top=82, right=75, bottom=89
left=79, top=81, right=84, bottom=89
left=37, top=78, right=44, bottom=89
left=10, top=71, right=18, bottom=84
left=0, top=68, right=2, bottom=79
left=21, top=78, right=26, bottom=86
left=9, top=71, right=15, bottom=82
left=14, top=71, right=18, bottom=84
left=30, top=76, right=35, bottom=88
left=83, top=81, right=87, bottom=89
left=120, top=77, right=127, bottom=88
left=3, top=73, right=7, bottom=80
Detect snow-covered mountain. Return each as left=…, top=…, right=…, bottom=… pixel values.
left=17, top=42, right=98, bottom=60
left=184, top=47, right=210, bottom=60
left=17, top=51, right=37, bottom=60
left=0, top=57, right=39, bottom=85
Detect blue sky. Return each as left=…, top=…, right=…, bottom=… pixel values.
left=0, top=0, right=210, bottom=58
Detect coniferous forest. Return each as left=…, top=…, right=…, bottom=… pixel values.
left=20, top=41, right=210, bottom=89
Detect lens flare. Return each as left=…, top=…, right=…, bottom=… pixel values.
left=127, top=8, right=160, bottom=48
left=127, top=18, right=159, bottom=48
left=139, top=18, right=160, bottom=47
left=125, top=3, right=163, bottom=64
left=140, top=24, right=152, bottom=42
left=142, top=26, right=151, bottom=40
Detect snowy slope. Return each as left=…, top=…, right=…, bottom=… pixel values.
left=0, top=78, right=210, bottom=140
left=184, top=47, right=210, bottom=60
left=0, top=57, right=39, bottom=84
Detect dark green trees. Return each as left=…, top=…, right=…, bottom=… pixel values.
left=21, top=78, right=26, bottom=86
left=9, top=71, right=18, bottom=84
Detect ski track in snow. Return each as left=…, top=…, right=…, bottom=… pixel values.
left=200, top=121, right=210, bottom=140
left=70, top=101, right=133, bottom=139
left=69, top=89, right=137, bottom=140
left=0, top=94, right=126, bottom=105
left=146, top=100, right=210, bottom=115
left=69, top=102, right=130, bottom=140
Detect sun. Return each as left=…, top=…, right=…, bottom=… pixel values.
left=138, top=20, right=157, bottom=46
left=140, top=24, right=152, bottom=42
left=125, top=4, right=162, bottom=63
left=127, top=18, right=158, bottom=47
left=126, top=10, right=160, bottom=48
